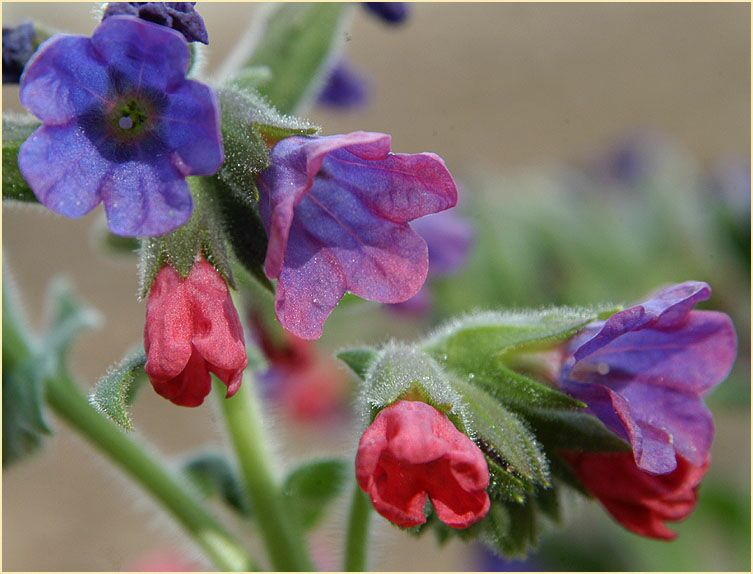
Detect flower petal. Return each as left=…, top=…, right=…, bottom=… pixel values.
left=100, top=157, right=193, bottom=237
left=186, top=259, right=247, bottom=397
left=18, top=123, right=107, bottom=217
left=20, top=35, right=110, bottom=124
left=91, top=15, right=189, bottom=92
left=160, top=79, right=224, bottom=176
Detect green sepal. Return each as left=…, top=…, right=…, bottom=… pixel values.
left=139, top=179, right=234, bottom=298
left=423, top=306, right=615, bottom=370
left=451, top=377, right=550, bottom=488
left=239, top=2, right=352, bottom=114
left=88, top=349, right=147, bottom=431
left=2, top=113, right=40, bottom=203
left=182, top=451, right=249, bottom=515
left=523, top=408, right=630, bottom=452
left=360, top=343, right=470, bottom=428
left=282, top=458, right=348, bottom=530
left=487, top=459, right=529, bottom=504
left=447, top=360, right=585, bottom=412
left=336, top=346, right=377, bottom=381
left=210, top=176, right=271, bottom=291
left=215, top=85, right=318, bottom=206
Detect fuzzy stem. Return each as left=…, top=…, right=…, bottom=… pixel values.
left=44, top=374, right=255, bottom=571
left=215, top=378, right=314, bottom=571
left=344, top=484, right=372, bottom=571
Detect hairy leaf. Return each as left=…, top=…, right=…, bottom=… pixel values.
left=88, top=350, right=147, bottom=431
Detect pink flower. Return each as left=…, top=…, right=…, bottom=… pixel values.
left=144, top=257, right=247, bottom=407
left=356, top=400, right=490, bottom=528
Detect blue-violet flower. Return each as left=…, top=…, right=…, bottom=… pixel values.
left=362, top=3, right=410, bottom=25
left=258, top=131, right=458, bottom=339
left=559, top=281, right=737, bottom=475
left=317, top=60, right=369, bottom=110
left=18, top=16, right=223, bottom=237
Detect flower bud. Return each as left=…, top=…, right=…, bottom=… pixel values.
left=356, top=400, right=490, bottom=529
left=144, top=257, right=247, bottom=407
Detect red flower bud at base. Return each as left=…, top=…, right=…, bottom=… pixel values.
left=564, top=451, right=708, bottom=540
left=356, top=400, right=490, bottom=529
left=144, top=258, right=247, bottom=407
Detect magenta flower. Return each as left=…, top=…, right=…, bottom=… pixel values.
left=18, top=16, right=223, bottom=237
left=258, top=131, right=458, bottom=339
left=559, top=281, right=737, bottom=475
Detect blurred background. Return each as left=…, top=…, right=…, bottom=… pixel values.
left=3, top=2, right=750, bottom=571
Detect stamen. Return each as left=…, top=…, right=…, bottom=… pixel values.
left=119, top=116, right=134, bottom=130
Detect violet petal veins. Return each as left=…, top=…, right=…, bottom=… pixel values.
left=258, top=131, right=458, bottom=339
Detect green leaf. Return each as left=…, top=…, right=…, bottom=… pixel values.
left=535, top=485, right=561, bottom=524
left=88, top=350, right=147, bottom=431
left=523, top=408, right=630, bottom=452
left=183, top=452, right=249, bottom=515
left=3, top=274, right=50, bottom=467
left=41, top=278, right=102, bottom=373
left=241, top=3, right=351, bottom=114
left=2, top=113, right=40, bottom=203
left=451, top=377, right=549, bottom=488
left=282, top=458, right=348, bottom=530
left=336, top=347, right=377, bottom=380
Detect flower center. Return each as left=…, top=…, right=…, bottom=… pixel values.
left=113, top=98, right=150, bottom=133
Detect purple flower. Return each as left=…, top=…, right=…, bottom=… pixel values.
left=389, top=207, right=475, bottom=315
left=559, top=281, right=737, bottom=475
left=362, top=3, right=410, bottom=25
left=3, top=22, right=36, bottom=84
left=317, top=60, right=368, bottom=110
left=258, top=131, right=458, bottom=339
left=102, top=2, right=208, bottom=44
left=18, top=16, right=223, bottom=237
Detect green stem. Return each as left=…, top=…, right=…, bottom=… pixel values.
left=216, top=378, right=313, bottom=571
left=45, top=375, right=255, bottom=572
left=344, top=485, right=371, bottom=571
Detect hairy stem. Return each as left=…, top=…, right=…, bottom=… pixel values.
left=215, top=378, right=313, bottom=571
left=344, top=484, right=372, bottom=571
left=44, top=375, right=255, bottom=572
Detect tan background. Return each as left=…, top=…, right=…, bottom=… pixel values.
left=3, top=2, right=750, bottom=571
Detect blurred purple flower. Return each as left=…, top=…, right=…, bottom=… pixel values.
left=362, top=3, right=410, bottom=25
left=3, top=21, right=35, bottom=84
left=559, top=281, right=737, bottom=475
left=317, top=60, right=369, bottom=110
left=18, top=16, right=223, bottom=237
left=103, top=2, right=208, bottom=44
left=258, top=131, right=458, bottom=339
left=389, top=207, right=475, bottom=314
